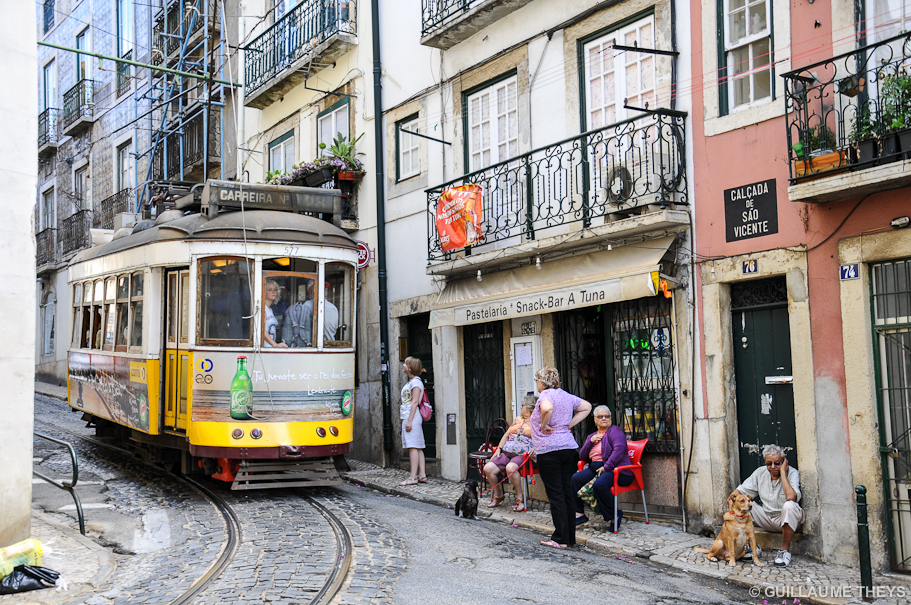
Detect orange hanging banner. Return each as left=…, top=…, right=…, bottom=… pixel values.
left=435, top=184, right=484, bottom=252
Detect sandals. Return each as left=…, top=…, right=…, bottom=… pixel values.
left=487, top=495, right=505, bottom=508
left=513, top=500, right=526, bottom=512
left=398, top=478, right=418, bottom=486
left=418, top=476, right=428, bottom=483
left=540, top=539, right=567, bottom=550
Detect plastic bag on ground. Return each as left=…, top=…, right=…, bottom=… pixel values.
left=0, top=565, right=60, bottom=595
left=0, top=538, right=43, bottom=578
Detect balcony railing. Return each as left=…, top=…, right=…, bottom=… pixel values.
left=36, top=228, right=56, bottom=267
left=244, top=0, right=356, bottom=96
left=62, top=79, right=95, bottom=133
left=421, top=0, right=476, bottom=36
left=153, top=0, right=219, bottom=64
left=62, top=210, right=92, bottom=255
left=784, top=31, right=911, bottom=183
left=116, top=50, right=132, bottom=98
left=38, top=108, right=59, bottom=151
left=95, top=189, right=133, bottom=230
left=426, top=111, right=688, bottom=262
left=151, top=109, right=221, bottom=180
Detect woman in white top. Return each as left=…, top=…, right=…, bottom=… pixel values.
left=263, top=279, right=288, bottom=348
left=399, top=356, right=426, bottom=485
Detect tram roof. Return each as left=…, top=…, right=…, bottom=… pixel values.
left=70, top=210, right=357, bottom=264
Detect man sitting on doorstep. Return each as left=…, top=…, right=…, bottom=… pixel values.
left=731, top=444, right=803, bottom=567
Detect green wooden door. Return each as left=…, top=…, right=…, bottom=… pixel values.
left=732, top=304, right=798, bottom=483
left=464, top=322, right=505, bottom=479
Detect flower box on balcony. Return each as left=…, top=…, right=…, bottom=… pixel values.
left=304, top=166, right=335, bottom=187
left=337, top=170, right=365, bottom=182
left=795, top=150, right=848, bottom=178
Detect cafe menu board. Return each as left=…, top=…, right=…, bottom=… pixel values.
left=724, top=178, right=779, bottom=243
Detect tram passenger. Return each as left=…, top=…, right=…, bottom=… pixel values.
left=263, top=278, right=288, bottom=348
left=300, top=281, right=339, bottom=344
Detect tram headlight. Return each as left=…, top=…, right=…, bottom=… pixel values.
left=329, top=426, right=339, bottom=437
left=316, top=427, right=327, bottom=438
left=251, top=428, right=262, bottom=439
left=232, top=428, right=244, bottom=439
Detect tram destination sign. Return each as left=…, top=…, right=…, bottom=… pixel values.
left=201, top=180, right=342, bottom=223
left=724, top=178, right=779, bottom=243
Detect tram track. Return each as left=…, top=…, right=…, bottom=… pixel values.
left=33, top=416, right=353, bottom=605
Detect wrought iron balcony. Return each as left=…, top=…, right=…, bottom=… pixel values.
left=62, top=210, right=92, bottom=255
left=152, top=0, right=219, bottom=66
left=420, top=0, right=534, bottom=50
left=95, top=189, right=133, bottom=230
left=61, top=79, right=95, bottom=137
left=784, top=31, right=911, bottom=196
left=36, top=228, right=56, bottom=268
left=244, top=0, right=357, bottom=109
left=426, top=111, right=688, bottom=263
left=151, top=109, right=222, bottom=181
left=116, top=50, right=132, bottom=98
left=38, top=108, right=59, bottom=157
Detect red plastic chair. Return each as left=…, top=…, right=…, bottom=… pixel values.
left=518, top=452, right=538, bottom=507
left=467, top=418, right=510, bottom=490
left=610, top=438, right=649, bottom=533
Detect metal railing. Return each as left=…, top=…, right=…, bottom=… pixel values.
left=421, top=0, right=477, bottom=36
left=151, top=109, right=222, bottom=180
left=62, top=79, right=95, bottom=131
left=116, top=50, right=132, bottom=98
left=95, top=189, right=133, bottom=230
left=36, top=228, right=56, bottom=266
left=426, top=111, right=688, bottom=262
left=62, top=209, right=92, bottom=255
left=38, top=108, right=59, bottom=149
left=153, top=0, right=219, bottom=63
left=244, top=0, right=357, bottom=96
left=43, top=0, right=54, bottom=34
left=33, top=432, right=85, bottom=535
left=784, top=31, right=911, bottom=182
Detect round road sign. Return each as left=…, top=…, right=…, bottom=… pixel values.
left=357, top=241, right=370, bottom=269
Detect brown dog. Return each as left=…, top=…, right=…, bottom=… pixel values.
left=693, top=494, right=763, bottom=566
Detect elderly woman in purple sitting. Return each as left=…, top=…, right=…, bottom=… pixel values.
left=571, top=405, right=633, bottom=531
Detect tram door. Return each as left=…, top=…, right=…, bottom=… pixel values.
left=164, top=269, right=191, bottom=432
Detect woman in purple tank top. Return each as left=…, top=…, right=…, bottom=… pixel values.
left=530, top=367, right=592, bottom=549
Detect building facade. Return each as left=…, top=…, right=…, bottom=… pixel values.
left=690, top=0, right=911, bottom=571
left=380, top=0, right=698, bottom=517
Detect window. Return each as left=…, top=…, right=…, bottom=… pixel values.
left=318, top=100, right=349, bottom=154
left=466, top=75, right=517, bottom=171
left=262, top=260, right=318, bottom=347
left=117, top=0, right=134, bottom=57
left=397, top=116, right=421, bottom=180
left=43, top=60, right=56, bottom=110
left=76, top=28, right=90, bottom=80
left=41, top=292, right=56, bottom=356
left=324, top=262, right=353, bottom=346
left=583, top=16, right=656, bottom=129
left=118, top=142, right=133, bottom=193
left=71, top=283, right=83, bottom=347
left=114, top=275, right=130, bottom=351
left=199, top=257, right=252, bottom=344
left=74, top=166, right=88, bottom=209
left=43, top=0, right=54, bottom=34
left=130, top=272, right=143, bottom=349
left=41, top=189, right=55, bottom=231
left=91, top=279, right=104, bottom=349
left=869, top=1, right=911, bottom=42
left=269, top=131, right=295, bottom=174
left=722, top=0, right=772, bottom=110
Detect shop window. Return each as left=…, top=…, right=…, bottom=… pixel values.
left=198, top=257, right=252, bottom=344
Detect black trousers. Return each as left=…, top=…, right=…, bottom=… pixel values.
left=537, top=448, right=579, bottom=546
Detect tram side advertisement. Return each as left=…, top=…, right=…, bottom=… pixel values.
left=191, top=352, right=355, bottom=423
left=68, top=353, right=154, bottom=433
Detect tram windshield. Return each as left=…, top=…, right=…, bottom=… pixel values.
left=198, top=257, right=253, bottom=344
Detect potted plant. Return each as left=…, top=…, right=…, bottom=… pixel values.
left=849, top=105, right=878, bottom=164
left=320, top=133, right=366, bottom=181
left=793, top=123, right=845, bottom=177
left=879, top=65, right=911, bottom=158
left=261, top=134, right=366, bottom=188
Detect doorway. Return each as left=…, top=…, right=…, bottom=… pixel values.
left=463, top=322, right=505, bottom=476
left=731, top=277, right=797, bottom=483
left=163, top=269, right=191, bottom=432
left=406, top=313, right=436, bottom=457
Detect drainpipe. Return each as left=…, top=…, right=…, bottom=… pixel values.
left=371, top=0, right=393, bottom=455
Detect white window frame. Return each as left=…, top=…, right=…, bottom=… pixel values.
left=269, top=132, right=295, bottom=173
left=76, top=27, right=91, bottom=81
left=117, top=0, right=134, bottom=57
left=583, top=15, right=657, bottom=130
left=398, top=117, right=421, bottom=180
left=467, top=75, right=518, bottom=172
left=74, top=163, right=89, bottom=210
left=723, top=0, right=773, bottom=111
left=318, top=103, right=349, bottom=155
left=117, top=141, right=134, bottom=193
left=41, top=291, right=56, bottom=356
left=868, top=0, right=911, bottom=42
left=41, top=187, right=55, bottom=231
left=43, top=59, right=56, bottom=110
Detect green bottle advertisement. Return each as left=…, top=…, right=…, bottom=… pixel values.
left=230, top=356, right=253, bottom=420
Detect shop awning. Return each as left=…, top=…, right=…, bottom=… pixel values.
left=428, top=235, right=677, bottom=329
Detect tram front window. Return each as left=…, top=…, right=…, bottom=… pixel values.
left=199, top=258, right=252, bottom=344
left=325, top=263, right=353, bottom=346
left=262, top=258, right=318, bottom=348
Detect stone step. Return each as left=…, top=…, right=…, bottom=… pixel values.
left=712, top=526, right=805, bottom=556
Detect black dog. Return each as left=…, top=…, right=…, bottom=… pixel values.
left=454, top=479, right=479, bottom=519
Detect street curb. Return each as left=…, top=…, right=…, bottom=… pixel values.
left=341, top=473, right=857, bottom=605
left=35, top=382, right=68, bottom=402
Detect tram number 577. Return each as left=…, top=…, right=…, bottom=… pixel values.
left=283, top=246, right=300, bottom=256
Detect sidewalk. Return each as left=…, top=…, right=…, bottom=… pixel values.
left=0, top=510, right=116, bottom=604
left=342, top=459, right=910, bottom=605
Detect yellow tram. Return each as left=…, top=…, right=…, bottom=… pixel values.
left=66, top=181, right=357, bottom=488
